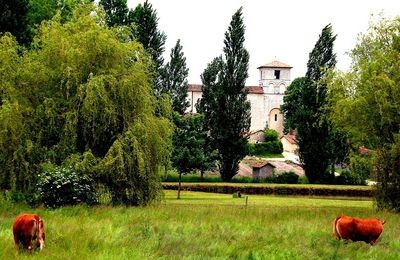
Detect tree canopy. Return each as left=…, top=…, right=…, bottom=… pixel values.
left=161, top=39, right=189, bottom=114
left=281, top=24, right=341, bottom=184
left=328, top=16, right=400, bottom=211
left=0, top=4, right=171, bottom=205
left=198, top=7, right=251, bottom=182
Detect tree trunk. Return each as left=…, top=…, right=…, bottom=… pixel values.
left=200, top=169, right=204, bottom=180
left=177, top=172, right=182, bottom=199
left=164, top=164, right=168, bottom=181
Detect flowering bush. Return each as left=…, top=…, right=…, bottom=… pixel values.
left=37, top=166, right=97, bottom=208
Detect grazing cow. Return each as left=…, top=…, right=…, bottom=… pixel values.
left=13, top=214, right=45, bottom=253
left=333, top=215, right=385, bottom=245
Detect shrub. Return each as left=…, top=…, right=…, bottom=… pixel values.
left=37, top=166, right=97, bottom=208
left=264, top=129, right=279, bottom=142
left=273, top=172, right=299, bottom=184
left=334, top=170, right=365, bottom=185
left=246, top=143, right=255, bottom=155
left=254, top=141, right=283, bottom=155
left=349, top=154, right=372, bottom=181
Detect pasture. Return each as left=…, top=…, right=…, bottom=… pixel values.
left=1, top=190, right=399, bottom=259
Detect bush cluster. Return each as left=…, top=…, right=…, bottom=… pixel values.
left=36, top=166, right=97, bottom=208
left=247, top=141, right=283, bottom=155
left=334, top=170, right=366, bottom=185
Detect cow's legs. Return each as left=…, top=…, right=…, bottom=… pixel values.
left=25, top=236, right=33, bottom=253
left=13, top=234, right=20, bottom=252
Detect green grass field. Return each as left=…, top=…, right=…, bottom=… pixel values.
left=1, top=190, right=399, bottom=259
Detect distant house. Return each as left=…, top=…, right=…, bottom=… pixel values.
left=281, top=134, right=298, bottom=154
left=243, top=159, right=304, bottom=179
left=250, top=161, right=275, bottom=179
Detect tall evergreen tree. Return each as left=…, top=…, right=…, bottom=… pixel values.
left=162, top=39, right=189, bottom=114
left=129, top=0, right=166, bottom=93
left=198, top=7, right=251, bottom=182
left=281, top=24, right=338, bottom=183
left=99, top=0, right=129, bottom=27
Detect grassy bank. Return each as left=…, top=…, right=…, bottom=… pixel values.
left=1, top=190, right=399, bottom=259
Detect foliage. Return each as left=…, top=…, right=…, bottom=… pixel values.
left=36, top=166, right=97, bottom=208
left=0, top=4, right=171, bottom=206
left=328, top=15, right=400, bottom=211
left=281, top=24, right=343, bottom=184
left=349, top=153, right=372, bottom=182
left=96, top=119, right=171, bottom=206
left=0, top=0, right=29, bottom=44
left=197, top=8, right=251, bottom=182
left=129, top=0, right=166, bottom=93
left=273, top=171, right=299, bottom=184
left=161, top=39, right=189, bottom=114
left=171, top=112, right=216, bottom=175
left=264, top=129, right=279, bottom=142
left=99, top=0, right=129, bottom=27
left=247, top=141, right=283, bottom=155
left=334, top=170, right=365, bottom=185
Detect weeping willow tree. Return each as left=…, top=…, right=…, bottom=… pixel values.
left=0, top=4, right=171, bottom=205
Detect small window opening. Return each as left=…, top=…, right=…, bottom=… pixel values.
left=275, top=114, right=278, bottom=121
left=274, top=70, right=280, bottom=79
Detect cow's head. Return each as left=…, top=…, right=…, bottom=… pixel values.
left=36, top=218, right=45, bottom=250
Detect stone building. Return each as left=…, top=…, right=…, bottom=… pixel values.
left=186, top=60, right=292, bottom=138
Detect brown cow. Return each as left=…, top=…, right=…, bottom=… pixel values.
left=333, top=215, right=385, bottom=245
left=13, top=214, right=45, bottom=253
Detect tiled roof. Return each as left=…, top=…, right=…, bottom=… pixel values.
left=281, top=134, right=297, bottom=145
left=257, top=60, right=292, bottom=69
left=187, top=84, right=203, bottom=92
left=245, top=86, right=263, bottom=94
left=188, top=84, right=264, bottom=94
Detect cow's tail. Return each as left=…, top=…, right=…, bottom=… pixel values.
left=333, top=216, right=342, bottom=240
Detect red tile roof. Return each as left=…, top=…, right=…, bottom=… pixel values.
left=245, top=86, right=264, bottom=94
left=187, top=84, right=203, bottom=92
left=188, top=84, right=264, bottom=94
left=257, top=60, right=292, bottom=69
left=281, top=134, right=297, bottom=145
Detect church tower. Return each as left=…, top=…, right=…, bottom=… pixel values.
left=257, top=60, right=292, bottom=136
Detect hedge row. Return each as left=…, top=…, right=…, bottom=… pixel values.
left=247, top=141, right=283, bottom=155
left=162, top=183, right=373, bottom=197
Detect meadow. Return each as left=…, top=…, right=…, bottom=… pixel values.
left=1, top=190, right=399, bottom=259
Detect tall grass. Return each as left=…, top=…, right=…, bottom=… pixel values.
left=1, top=191, right=399, bottom=259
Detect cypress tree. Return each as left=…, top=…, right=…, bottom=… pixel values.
left=99, top=0, right=129, bottom=27
left=282, top=24, right=338, bottom=183
left=162, top=39, right=189, bottom=114
left=198, top=7, right=251, bottom=182
left=129, top=0, right=166, bottom=90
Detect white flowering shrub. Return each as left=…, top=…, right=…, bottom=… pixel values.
left=37, top=167, right=97, bottom=208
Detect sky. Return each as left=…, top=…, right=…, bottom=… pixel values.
left=127, top=0, right=399, bottom=86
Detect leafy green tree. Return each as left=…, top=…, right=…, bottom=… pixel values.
left=129, top=0, right=166, bottom=93
left=0, top=0, right=29, bottom=44
left=197, top=8, right=251, bottom=182
left=171, top=113, right=216, bottom=198
left=328, top=16, right=400, bottom=211
left=282, top=24, right=338, bottom=184
left=161, top=39, right=189, bottom=114
left=0, top=4, right=171, bottom=205
left=99, top=0, right=129, bottom=27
